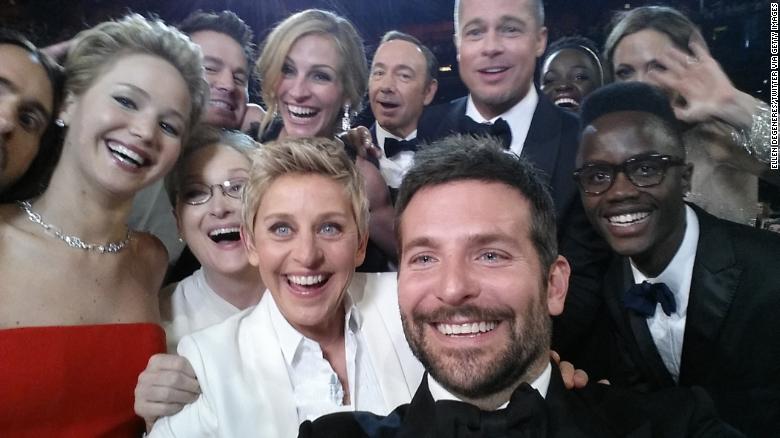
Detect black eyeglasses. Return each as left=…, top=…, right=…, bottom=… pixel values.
left=180, top=178, right=247, bottom=205
left=572, top=153, right=685, bottom=195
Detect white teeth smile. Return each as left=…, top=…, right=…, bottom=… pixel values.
left=287, top=105, right=317, bottom=118
left=210, top=100, right=234, bottom=110
left=482, top=67, right=506, bottom=73
left=208, top=227, right=240, bottom=237
left=288, top=274, right=325, bottom=286
left=436, top=321, right=497, bottom=336
left=607, top=212, right=650, bottom=226
left=555, top=97, right=579, bottom=108
left=107, top=142, right=146, bottom=167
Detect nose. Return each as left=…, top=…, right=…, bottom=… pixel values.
left=605, top=170, right=640, bottom=201
left=288, top=75, right=311, bottom=101
left=0, top=99, right=18, bottom=136
left=481, top=30, right=504, bottom=57
left=292, top=230, right=324, bottom=268
left=378, top=72, right=395, bottom=93
left=436, top=255, right=479, bottom=306
left=215, top=70, right=236, bottom=93
left=129, top=112, right=155, bottom=143
left=554, top=81, right=574, bottom=92
left=207, top=187, right=236, bottom=218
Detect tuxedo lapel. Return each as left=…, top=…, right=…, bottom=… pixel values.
left=521, top=95, right=561, bottom=181
left=678, top=207, right=741, bottom=385
left=604, top=257, right=675, bottom=388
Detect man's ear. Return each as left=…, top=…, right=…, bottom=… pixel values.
left=535, top=26, right=548, bottom=58
left=423, top=79, right=438, bottom=106
left=241, top=225, right=260, bottom=267
left=546, top=255, right=570, bottom=317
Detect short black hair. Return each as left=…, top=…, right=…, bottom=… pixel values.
left=179, top=10, right=256, bottom=70
left=378, top=30, right=439, bottom=83
left=580, top=82, right=684, bottom=155
left=0, top=29, right=65, bottom=202
left=395, top=134, right=558, bottom=269
left=543, top=35, right=603, bottom=82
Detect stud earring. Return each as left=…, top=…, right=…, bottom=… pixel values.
left=341, top=104, right=351, bottom=132
left=55, top=118, right=66, bottom=128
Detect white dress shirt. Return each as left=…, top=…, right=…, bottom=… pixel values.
left=428, top=363, right=552, bottom=407
left=465, top=83, right=539, bottom=156
left=375, top=123, right=417, bottom=189
left=630, top=205, right=699, bottom=382
left=270, top=293, right=385, bottom=423
left=162, top=268, right=241, bottom=352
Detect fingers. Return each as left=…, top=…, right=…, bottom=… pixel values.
left=597, top=379, right=611, bottom=386
left=558, top=360, right=576, bottom=389
left=147, top=353, right=198, bottom=380
left=573, top=369, right=589, bottom=389
left=549, top=349, right=561, bottom=364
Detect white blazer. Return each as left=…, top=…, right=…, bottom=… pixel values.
left=149, top=272, right=421, bottom=438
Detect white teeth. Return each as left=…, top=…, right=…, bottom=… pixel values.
left=287, top=105, right=317, bottom=117
left=482, top=67, right=506, bottom=73
left=208, top=227, right=240, bottom=237
left=436, top=321, right=497, bottom=336
left=555, top=97, right=579, bottom=107
left=210, top=100, right=234, bottom=110
left=107, top=142, right=145, bottom=167
left=288, top=274, right=325, bottom=286
left=607, top=212, right=650, bottom=226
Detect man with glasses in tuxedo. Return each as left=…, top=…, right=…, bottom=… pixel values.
left=572, top=81, right=780, bottom=436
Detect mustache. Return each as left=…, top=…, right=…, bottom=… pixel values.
left=412, top=304, right=514, bottom=324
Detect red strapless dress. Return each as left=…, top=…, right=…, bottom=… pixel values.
left=0, top=323, right=165, bottom=437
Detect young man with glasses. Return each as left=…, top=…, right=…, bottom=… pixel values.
left=571, top=81, right=780, bottom=436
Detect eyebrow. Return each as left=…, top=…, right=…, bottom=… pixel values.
left=0, top=77, right=52, bottom=120
left=204, top=55, right=247, bottom=75
left=118, top=82, right=186, bottom=123
left=403, top=232, right=515, bottom=251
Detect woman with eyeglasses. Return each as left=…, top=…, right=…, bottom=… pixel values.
left=159, top=126, right=264, bottom=352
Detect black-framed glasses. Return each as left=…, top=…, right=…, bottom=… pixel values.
left=180, top=178, right=247, bottom=205
left=572, top=153, right=685, bottom=195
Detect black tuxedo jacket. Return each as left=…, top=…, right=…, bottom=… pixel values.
left=299, top=365, right=741, bottom=437
left=585, top=205, right=780, bottom=436
left=418, top=94, right=610, bottom=346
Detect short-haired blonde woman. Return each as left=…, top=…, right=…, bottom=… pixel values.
left=148, top=137, right=419, bottom=437
left=0, top=14, right=207, bottom=436
left=256, top=9, right=396, bottom=271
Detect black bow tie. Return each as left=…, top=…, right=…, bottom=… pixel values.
left=434, top=383, right=548, bottom=438
left=624, top=280, right=677, bottom=317
left=459, top=116, right=513, bottom=149
left=383, top=137, right=418, bottom=158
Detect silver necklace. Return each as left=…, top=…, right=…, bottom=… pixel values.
left=17, top=200, right=132, bottom=254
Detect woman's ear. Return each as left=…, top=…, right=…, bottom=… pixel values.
left=58, top=93, right=77, bottom=126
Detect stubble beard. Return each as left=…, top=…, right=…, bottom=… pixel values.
left=402, top=299, right=551, bottom=399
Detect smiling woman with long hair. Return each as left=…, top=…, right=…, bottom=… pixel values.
left=0, top=14, right=207, bottom=436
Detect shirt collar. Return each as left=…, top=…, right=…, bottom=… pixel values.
left=269, top=288, right=362, bottom=368
left=630, top=205, right=700, bottom=300
left=376, top=123, right=417, bottom=155
left=428, top=362, right=552, bottom=408
left=465, top=84, right=538, bottom=152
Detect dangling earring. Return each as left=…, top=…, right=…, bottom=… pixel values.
left=341, top=104, right=351, bottom=132
left=55, top=118, right=66, bottom=128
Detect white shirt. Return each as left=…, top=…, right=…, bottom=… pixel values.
left=269, top=293, right=385, bottom=423
left=630, top=205, right=699, bottom=382
left=375, top=123, right=417, bottom=189
left=129, top=180, right=184, bottom=263
left=428, top=363, right=552, bottom=408
left=162, top=268, right=241, bottom=352
left=465, top=83, right=539, bottom=156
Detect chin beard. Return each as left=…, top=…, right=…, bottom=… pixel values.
left=401, top=300, right=551, bottom=399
